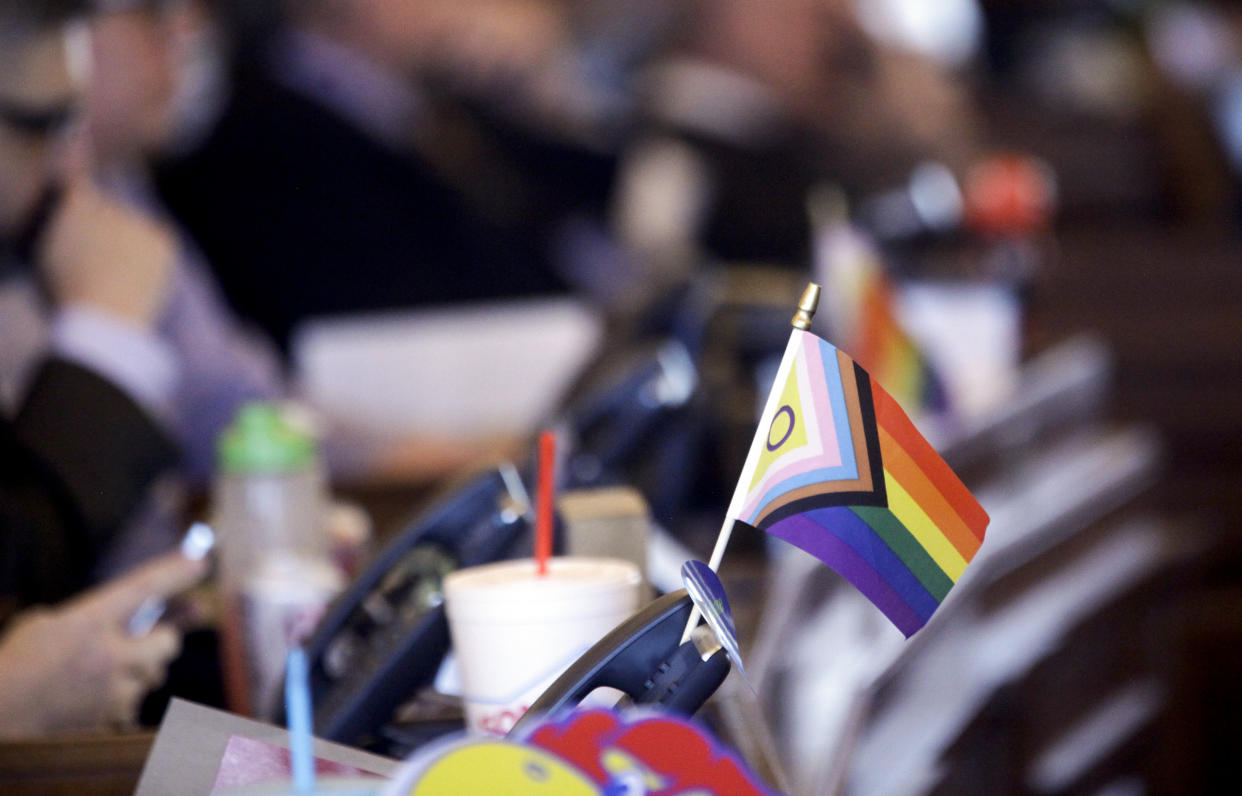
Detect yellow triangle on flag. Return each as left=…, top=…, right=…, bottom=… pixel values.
left=749, top=357, right=809, bottom=492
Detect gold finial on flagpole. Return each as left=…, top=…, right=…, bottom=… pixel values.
left=791, top=282, right=821, bottom=330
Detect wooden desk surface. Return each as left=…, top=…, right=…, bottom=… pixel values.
left=0, top=731, right=155, bottom=796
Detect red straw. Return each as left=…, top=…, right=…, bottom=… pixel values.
left=536, top=430, right=556, bottom=576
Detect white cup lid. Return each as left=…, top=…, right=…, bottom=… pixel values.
left=444, top=557, right=640, bottom=624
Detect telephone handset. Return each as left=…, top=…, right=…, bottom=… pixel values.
left=281, top=464, right=535, bottom=747
left=560, top=340, right=703, bottom=525
left=509, top=589, right=731, bottom=737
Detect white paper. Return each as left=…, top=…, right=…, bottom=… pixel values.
left=293, top=299, right=603, bottom=438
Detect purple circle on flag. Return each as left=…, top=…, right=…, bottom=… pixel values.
left=767, top=405, right=796, bottom=451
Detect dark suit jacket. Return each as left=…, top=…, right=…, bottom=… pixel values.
left=0, top=359, right=176, bottom=619
left=155, top=63, right=581, bottom=350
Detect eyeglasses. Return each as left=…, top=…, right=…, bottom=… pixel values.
left=0, top=98, right=77, bottom=140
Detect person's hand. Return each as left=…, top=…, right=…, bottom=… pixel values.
left=0, top=551, right=207, bottom=737
left=36, top=178, right=176, bottom=327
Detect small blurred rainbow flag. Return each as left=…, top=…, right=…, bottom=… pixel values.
left=855, top=274, right=948, bottom=416
left=731, top=328, right=987, bottom=636
left=815, top=215, right=949, bottom=418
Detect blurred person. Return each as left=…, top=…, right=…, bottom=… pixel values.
left=612, top=0, right=984, bottom=266
left=678, top=0, right=981, bottom=181
left=85, top=0, right=283, bottom=481
left=2, top=1, right=281, bottom=586
left=1, top=0, right=178, bottom=602
left=0, top=0, right=197, bottom=607
left=154, top=0, right=655, bottom=349
left=0, top=187, right=183, bottom=609
left=91, top=2, right=569, bottom=482
left=0, top=550, right=205, bottom=736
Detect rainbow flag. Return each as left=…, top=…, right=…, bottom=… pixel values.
left=816, top=219, right=949, bottom=417
left=731, top=329, right=987, bottom=636
left=855, top=275, right=948, bottom=416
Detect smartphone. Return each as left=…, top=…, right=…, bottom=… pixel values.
left=127, top=522, right=216, bottom=636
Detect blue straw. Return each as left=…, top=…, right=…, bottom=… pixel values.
left=285, top=647, right=315, bottom=793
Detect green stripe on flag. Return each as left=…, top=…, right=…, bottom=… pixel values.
left=850, top=506, right=954, bottom=602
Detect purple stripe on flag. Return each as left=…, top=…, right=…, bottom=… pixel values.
left=767, top=513, right=927, bottom=637
left=803, top=507, right=940, bottom=622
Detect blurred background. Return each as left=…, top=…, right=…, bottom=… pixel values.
left=4, top=0, right=1242, bottom=793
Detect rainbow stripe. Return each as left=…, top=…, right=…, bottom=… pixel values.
left=817, top=220, right=948, bottom=416
left=734, top=331, right=987, bottom=636
left=856, top=276, right=948, bottom=416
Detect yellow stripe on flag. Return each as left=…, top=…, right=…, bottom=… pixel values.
left=884, top=471, right=968, bottom=580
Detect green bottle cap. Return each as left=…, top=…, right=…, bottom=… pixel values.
left=218, top=403, right=316, bottom=474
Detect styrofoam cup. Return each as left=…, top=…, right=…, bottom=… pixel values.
left=443, top=557, right=641, bottom=735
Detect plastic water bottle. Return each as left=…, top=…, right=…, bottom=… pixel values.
left=214, top=403, right=343, bottom=718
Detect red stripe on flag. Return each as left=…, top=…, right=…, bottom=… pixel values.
left=879, top=426, right=982, bottom=560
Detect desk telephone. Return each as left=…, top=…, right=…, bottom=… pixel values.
left=284, top=464, right=536, bottom=746
left=285, top=337, right=731, bottom=750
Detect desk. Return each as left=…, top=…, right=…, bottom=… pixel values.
left=0, top=731, right=155, bottom=796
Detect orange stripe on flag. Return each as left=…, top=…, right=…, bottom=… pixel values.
left=879, top=427, right=981, bottom=560
left=883, top=472, right=967, bottom=580
left=871, top=380, right=989, bottom=539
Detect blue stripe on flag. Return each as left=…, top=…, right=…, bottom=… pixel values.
left=805, top=506, right=940, bottom=623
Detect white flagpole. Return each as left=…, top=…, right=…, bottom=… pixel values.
left=681, top=283, right=821, bottom=643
